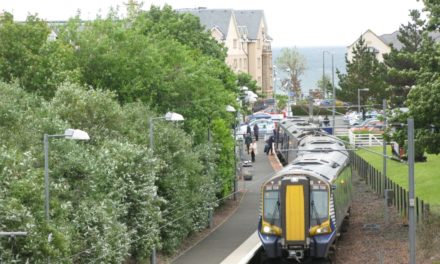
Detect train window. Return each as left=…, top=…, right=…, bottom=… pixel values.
left=263, top=190, right=280, bottom=226
left=310, top=190, right=328, bottom=226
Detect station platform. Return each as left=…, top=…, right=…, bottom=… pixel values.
left=172, top=141, right=280, bottom=264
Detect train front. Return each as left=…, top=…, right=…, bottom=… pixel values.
left=258, top=172, right=335, bottom=261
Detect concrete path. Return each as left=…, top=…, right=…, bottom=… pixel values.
left=173, top=141, right=276, bottom=264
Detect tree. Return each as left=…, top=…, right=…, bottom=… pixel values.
left=423, top=0, right=440, bottom=30
left=237, top=72, right=258, bottom=93
left=135, top=5, right=227, bottom=60
left=383, top=10, right=425, bottom=107
left=389, top=4, right=440, bottom=156
left=316, top=74, right=333, bottom=99
left=337, top=37, right=388, bottom=105
left=275, top=47, right=306, bottom=99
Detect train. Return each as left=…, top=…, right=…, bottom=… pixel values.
left=258, top=118, right=352, bottom=262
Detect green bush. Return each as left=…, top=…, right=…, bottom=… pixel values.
left=291, top=105, right=348, bottom=116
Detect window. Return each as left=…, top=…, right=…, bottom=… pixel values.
left=233, top=39, right=238, bottom=49
left=263, top=190, right=280, bottom=226
left=258, top=57, right=261, bottom=69
left=310, top=190, right=329, bottom=226
left=239, top=58, right=242, bottom=69
left=233, top=59, right=237, bottom=69
left=257, top=39, right=261, bottom=49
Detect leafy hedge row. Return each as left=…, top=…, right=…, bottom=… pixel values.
left=291, top=105, right=348, bottom=116
left=0, top=82, right=221, bottom=263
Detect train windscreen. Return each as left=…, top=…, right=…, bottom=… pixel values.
left=263, top=190, right=280, bottom=226
left=310, top=190, right=328, bottom=226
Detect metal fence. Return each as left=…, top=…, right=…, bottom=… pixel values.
left=350, top=151, right=430, bottom=223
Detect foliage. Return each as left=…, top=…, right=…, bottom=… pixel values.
left=316, top=74, right=333, bottom=98
left=0, top=4, right=239, bottom=261
left=0, top=81, right=222, bottom=262
left=0, top=13, right=78, bottom=99
left=275, top=47, right=306, bottom=99
left=337, top=37, right=388, bottom=105
left=237, top=72, right=258, bottom=93
left=383, top=10, right=425, bottom=107
left=291, top=105, right=347, bottom=116
left=275, top=94, right=288, bottom=110
left=423, top=0, right=440, bottom=31
left=135, top=5, right=227, bottom=60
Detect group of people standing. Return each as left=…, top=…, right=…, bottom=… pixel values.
left=244, top=124, right=275, bottom=163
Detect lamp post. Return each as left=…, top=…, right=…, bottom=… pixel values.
left=149, top=112, right=184, bottom=149
left=273, top=65, right=277, bottom=113
left=148, top=112, right=184, bottom=264
left=323, top=50, right=335, bottom=134
left=285, top=68, right=292, bottom=117
left=357, top=88, right=369, bottom=113
left=44, top=129, right=90, bottom=222
left=226, top=105, right=238, bottom=201
left=43, top=129, right=89, bottom=264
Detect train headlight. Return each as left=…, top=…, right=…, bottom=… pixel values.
left=261, top=222, right=282, bottom=236
left=263, top=226, right=272, bottom=233
left=309, top=220, right=332, bottom=236
left=316, top=226, right=330, bottom=234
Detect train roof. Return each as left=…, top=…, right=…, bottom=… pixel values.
left=265, top=131, right=349, bottom=185
left=278, top=119, right=322, bottom=138
left=298, top=135, right=346, bottom=153
left=265, top=150, right=349, bottom=185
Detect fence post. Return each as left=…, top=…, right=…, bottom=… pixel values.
left=423, top=203, right=430, bottom=222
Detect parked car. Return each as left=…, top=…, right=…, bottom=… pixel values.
left=236, top=118, right=275, bottom=139
left=350, top=119, right=384, bottom=133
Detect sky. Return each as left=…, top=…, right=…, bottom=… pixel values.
left=2, top=0, right=425, bottom=47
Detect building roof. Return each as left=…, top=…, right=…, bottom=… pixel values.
left=234, top=10, right=265, bottom=40
left=380, top=30, right=440, bottom=51
left=178, top=8, right=233, bottom=40
left=179, top=8, right=271, bottom=41
left=379, top=31, right=404, bottom=50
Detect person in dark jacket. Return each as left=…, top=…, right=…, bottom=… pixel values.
left=246, top=124, right=252, bottom=135
left=323, top=115, right=330, bottom=126
left=266, top=135, right=275, bottom=155
left=245, top=133, right=252, bottom=154
left=253, top=123, right=259, bottom=141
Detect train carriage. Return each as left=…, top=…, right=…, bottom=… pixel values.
left=259, top=120, right=352, bottom=262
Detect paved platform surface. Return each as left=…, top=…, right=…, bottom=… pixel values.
left=172, top=141, right=277, bottom=264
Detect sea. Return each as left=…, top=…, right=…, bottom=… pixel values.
left=272, top=46, right=347, bottom=97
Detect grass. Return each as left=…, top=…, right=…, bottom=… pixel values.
left=357, top=146, right=440, bottom=207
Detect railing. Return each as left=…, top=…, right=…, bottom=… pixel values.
left=350, top=151, right=430, bottom=222
left=349, top=130, right=383, bottom=146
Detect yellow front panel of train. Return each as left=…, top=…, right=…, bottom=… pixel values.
left=285, top=185, right=305, bottom=241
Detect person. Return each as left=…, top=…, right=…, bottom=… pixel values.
left=253, top=123, right=259, bottom=141
left=246, top=124, right=252, bottom=135
left=318, top=115, right=324, bottom=127
left=245, top=133, right=252, bottom=154
left=361, top=107, right=366, bottom=120
left=266, top=135, right=275, bottom=155
left=323, top=115, right=330, bottom=127
left=250, top=139, right=258, bottom=162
